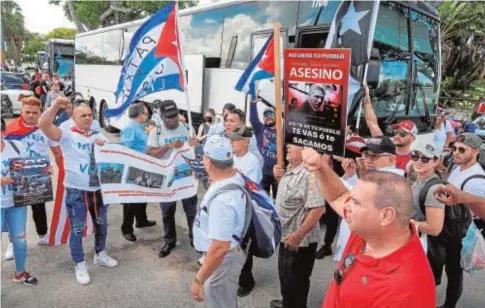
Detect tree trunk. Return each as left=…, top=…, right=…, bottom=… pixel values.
left=66, top=1, right=87, bottom=33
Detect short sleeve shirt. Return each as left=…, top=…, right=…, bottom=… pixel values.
left=233, top=151, right=262, bottom=184
left=193, top=174, right=247, bottom=252
left=411, top=174, right=445, bottom=221
left=147, top=122, right=189, bottom=148
left=1, top=141, right=27, bottom=208
left=275, top=164, right=325, bottom=246
left=447, top=163, right=485, bottom=198
left=59, top=126, right=107, bottom=191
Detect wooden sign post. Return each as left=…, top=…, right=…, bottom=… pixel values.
left=273, top=23, right=284, bottom=167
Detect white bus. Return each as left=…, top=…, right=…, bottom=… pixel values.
left=75, top=0, right=441, bottom=140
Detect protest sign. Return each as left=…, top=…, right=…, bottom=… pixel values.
left=9, top=156, right=53, bottom=207
left=94, top=143, right=198, bottom=204
left=284, top=48, right=351, bottom=156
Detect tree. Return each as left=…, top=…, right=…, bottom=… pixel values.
left=1, top=1, right=25, bottom=66
left=21, top=32, right=45, bottom=63
left=44, top=27, right=77, bottom=40
left=50, top=1, right=197, bottom=32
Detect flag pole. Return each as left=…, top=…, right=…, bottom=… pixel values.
left=273, top=23, right=284, bottom=167
left=175, top=3, right=194, bottom=136
left=355, top=64, right=369, bottom=130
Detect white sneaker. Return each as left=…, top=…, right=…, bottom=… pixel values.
left=4, top=242, right=14, bottom=260
left=93, top=250, right=118, bottom=268
left=198, top=255, right=205, bottom=266
left=75, top=261, right=90, bottom=285
left=37, top=234, right=49, bottom=245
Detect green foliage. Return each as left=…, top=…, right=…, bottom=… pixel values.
left=44, top=27, right=78, bottom=40
left=21, top=32, right=45, bottom=63
left=1, top=1, right=25, bottom=65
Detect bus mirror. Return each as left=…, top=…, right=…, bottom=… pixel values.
left=366, top=48, right=381, bottom=89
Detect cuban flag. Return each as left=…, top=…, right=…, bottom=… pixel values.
left=105, top=2, right=184, bottom=118
left=4, top=117, right=39, bottom=141
left=235, top=34, right=274, bottom=100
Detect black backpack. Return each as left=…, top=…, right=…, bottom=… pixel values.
left=418, top=175, right=485, bottom=244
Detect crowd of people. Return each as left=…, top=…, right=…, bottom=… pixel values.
left=1, top=86, right=485, bottom=308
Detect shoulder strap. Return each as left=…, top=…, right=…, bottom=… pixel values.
left=156, top=126, right=163, bottom=136
left=8, top=140, right=20, bottom=155
left=419, top=177, right=447, bottom=215
left=461, top=174, right=485, bottom=190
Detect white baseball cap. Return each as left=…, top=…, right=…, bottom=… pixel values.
left=411, top=141, right=442, bottom=158
left=203, top=135, right=233, bottom=161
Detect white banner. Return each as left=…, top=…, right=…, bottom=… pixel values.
left=94, top=143, right=198, bottom=204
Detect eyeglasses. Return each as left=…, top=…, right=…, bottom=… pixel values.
left=334, top=254, right=356, bottom=285
left=411, top=154, right=435, bottom=163
left=394, top=131, right=409, bottom=137
left=163, top=114, right=178, bottom=119
left=451, top=146, right=467, bottom=154
left=362, top=153, right=391, bottom=160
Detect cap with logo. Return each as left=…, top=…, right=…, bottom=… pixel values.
left=411, top=141, right=441, bottom=158
left=204, top=135, right=233, bottom=162
left=159, top=100, right=179, bottom=118
left=360, top=135, right=396, bottom=155
left=391, top=120, right=418, bottom=137
left=455, top=133, right=482, bottom=150
left=227, top=126, right=253, bottom=141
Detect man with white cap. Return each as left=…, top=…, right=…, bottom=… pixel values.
left=191, top=135, right=247, bottom=308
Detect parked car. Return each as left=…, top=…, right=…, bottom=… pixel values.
left=473, top=114, right=485, bottom=141
left=0, top=84, right=34, bottom=115
left=1, top=72, right=31, bottom=90
left=1, top=93, right=14, bottom=118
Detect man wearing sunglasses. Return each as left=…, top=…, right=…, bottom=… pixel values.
left=301, top=147, right=436, bottom=308
left=147, top=100, right=198, bottom=258
left=435, top=132, right=485, bottom=308
left=363, top=85, right=418, bottom=171
left=250, top=98, right=278, bottom=198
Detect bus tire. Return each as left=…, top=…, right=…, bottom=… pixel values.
left=100, top=102, right=118, bottom=133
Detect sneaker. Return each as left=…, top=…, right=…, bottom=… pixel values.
left=5, top=242, right=14, bottom=260
left=37, top=234, right=49, bottom=245
left=198, top=255, right=205, bottom=266
left=13, top=272, right=38, bottom=286
left=93, top=250, right=118, bottom=268
left=75, top=261, right=90, bottom=285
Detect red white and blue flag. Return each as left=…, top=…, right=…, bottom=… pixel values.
left=235, top=34, right=275, bottom=100
left=105, top=2, right=184, bottom=118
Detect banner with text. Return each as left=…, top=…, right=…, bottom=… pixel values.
left=284, top=48, right=351, bottom=156
left=94, top=143, right=198, bottom=204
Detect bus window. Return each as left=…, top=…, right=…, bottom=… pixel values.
left=250, top=31, right=286, bottom=76
left=221, top=1, right=297, bottom=69
left=121, top=26, right=138, bottom=61
left=76, top=30, right=121, bottom=65
left=370, top=2, right=410, bottom=118
left=298, top=30, right=328, bottom=49
left=179, top=8, right=224, bottom=68
left=297, top=0, right=341, bottom=26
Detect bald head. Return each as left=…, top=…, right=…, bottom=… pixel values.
left=73, top=104, right=93, bottom=131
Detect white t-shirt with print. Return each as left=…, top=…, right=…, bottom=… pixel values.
left=58, top=127, right=107, bottom=191
left=1, top=141, right=27, bottom=208
left=20, top=127, right=58, bottom=159
left=147, top=122, right=189, bottom=148
left=448, top=163, right=485, bottom=198
left=193, top=173, right=247, bottom=252
left=433, top=120, right=454, bottom=151
left=234, top=151, right=262, bottom=184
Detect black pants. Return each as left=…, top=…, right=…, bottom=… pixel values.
left=32, top=203, right=48, bottom=236
left=121, top=203, right=148, bottom=234
left=278, top=242, right=318, bottom=308
left=261, top=174, right=278, bottom=199
left=427, top=237, right=463, bottom=308
left=160, top=195, right=197, bottom=244
left=238, top=254, right=255, bottom=290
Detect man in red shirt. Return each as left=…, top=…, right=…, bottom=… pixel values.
left=301, top=148, right=436, bottom=308
left=363, top=86, right=417, bottom=171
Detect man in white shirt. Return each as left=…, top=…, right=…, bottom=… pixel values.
left=228, top=126, right=262, bottom=184
left=146, top=100, right=198, bottom=258
left=39, top=97, right=118, bottom=285
left=191, top=135, right=247, bottom=308
left=206, top=103, right=236, bottom=138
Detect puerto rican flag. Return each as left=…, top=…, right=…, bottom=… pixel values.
left=345, top=134, right=366, bottom=154
left=235, top=34, right=275, bottom=100
left=105, top=2, right=184, bottom=118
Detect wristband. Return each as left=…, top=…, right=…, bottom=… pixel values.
left=194, top=277, right=203, bottom=286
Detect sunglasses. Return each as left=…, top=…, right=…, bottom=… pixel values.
left=362, top=152, right=391, bottom=160
left=264, top=112, right=275, bottom=118
left=394, top=131, right=409, bottom=137
left=334, top=254, right=356, bottom=285
left=411, top=155, right=435, bottom=163
left=163, top=114, right=178, bottom=119
left=451, top=146, right=467, bottom=154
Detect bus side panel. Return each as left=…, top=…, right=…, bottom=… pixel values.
left=204, top=68, right=247, bottom=114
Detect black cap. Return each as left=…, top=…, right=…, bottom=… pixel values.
left=228, top=126, right=253, bottom=141
left=159, top=100, right=179, bottom=118
left=360, top=136, right=396, bottom=155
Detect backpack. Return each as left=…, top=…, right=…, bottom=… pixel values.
left=419, top=176, right=473, bottom=244
left=205, top=174, right=282, bottom=258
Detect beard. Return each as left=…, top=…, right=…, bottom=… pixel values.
left=264, top=120, right=275, bottom=128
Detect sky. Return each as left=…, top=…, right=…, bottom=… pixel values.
left=16, top=0, right=76, bottom=34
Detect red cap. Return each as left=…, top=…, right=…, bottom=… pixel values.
left=392, top=120, right=418, bottom=136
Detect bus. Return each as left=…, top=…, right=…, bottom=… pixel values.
left=43, top=39, right=75, bottom=80
left=74, top=0, right=441, bottom=140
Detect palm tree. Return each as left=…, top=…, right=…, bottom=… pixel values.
left=1, top=1, right=25, bottom=66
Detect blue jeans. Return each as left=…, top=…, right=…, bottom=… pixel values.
left=160, top=195, right=197, bottom=244
left=1, top=206, right=27, bottom=272
left=65, top=188, right=108, bottom=263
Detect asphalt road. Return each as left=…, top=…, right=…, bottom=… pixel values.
left=1, top=127, right=485, bottom=308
